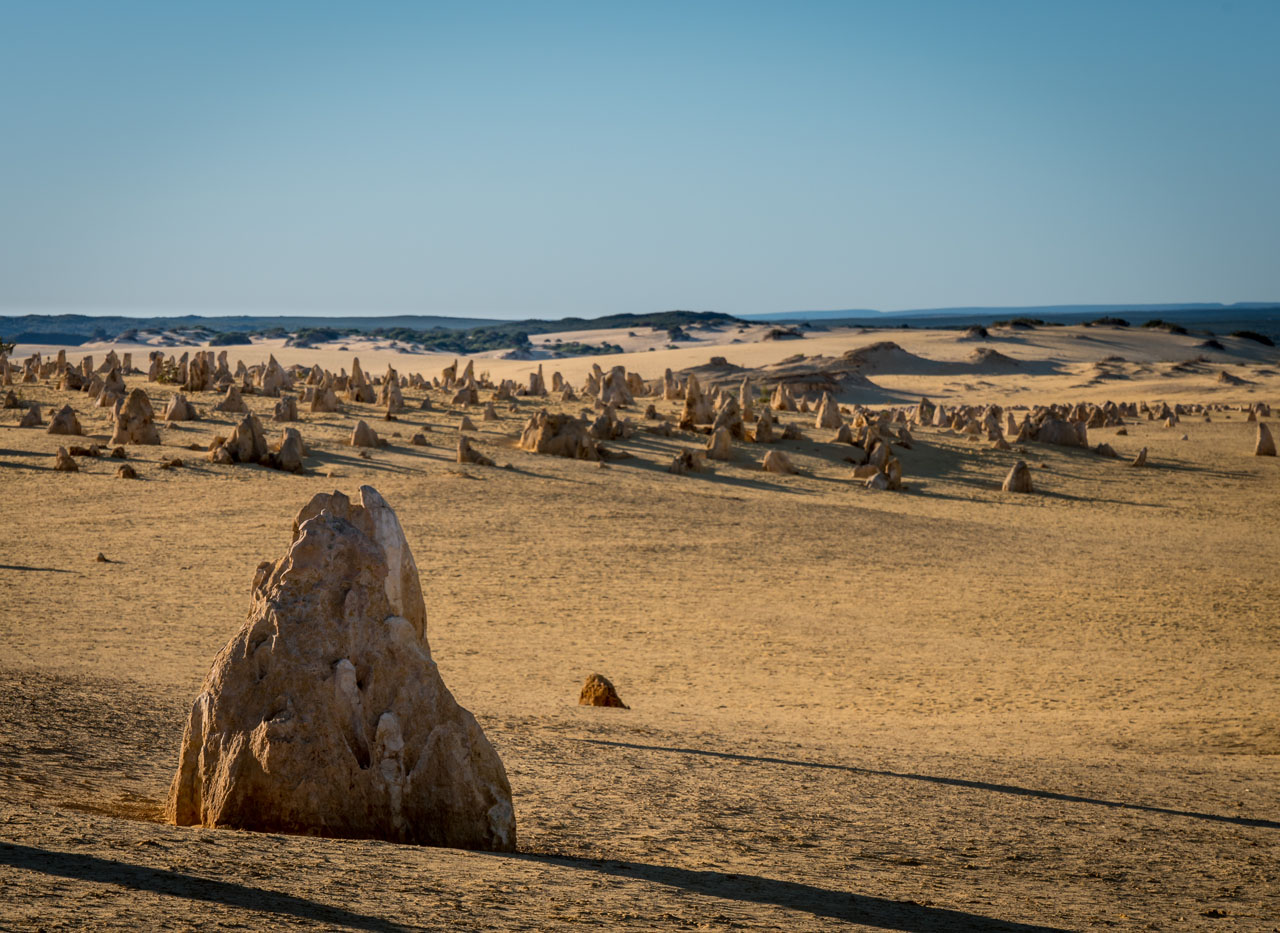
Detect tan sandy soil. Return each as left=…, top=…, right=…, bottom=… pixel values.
left=1, top=326, right=1278, bottom=931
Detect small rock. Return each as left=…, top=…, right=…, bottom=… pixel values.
left=1001, top=460, right=1034, bottom=493
left=762, top=449, right=794, bottom=474
left=579, top=673, right=629, bottom=709
left=457, top=435, right=494, bottom=466
left=53, top=447, right=79, bottom=472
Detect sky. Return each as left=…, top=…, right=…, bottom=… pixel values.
left=1, top=1, right=1277, bottom=320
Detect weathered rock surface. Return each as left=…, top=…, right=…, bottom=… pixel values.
left=53, top=446, right=78, bottom=472
left=210, top=413, right=270, bottom=465
left=165, top=486, right=516, bottom=851
left=518, top=412, right=599, bottom=460
left=351, top=420, right=381, bottom=448
left=47, top=405, right=82, bottom=436
left=814, top=392, right=843, bottom=429
left=214, top=386, right=248, bottom=413
left=1035, top=418, right=1086, bottom=447
left=273, top=396, right=298, bottom=422
left=1257, top=423, right=1277, bottom=457
left=579, top=674, right=629, bottom=709
left=1002, top=460, right=1034, bottom=493
left=273, top=427, right=306, bottom=473
left=705, top=427, right=733, bottom=460
left=311, top=387, right=341, bottom=413
left=110, top=388, right=161, bottom=445
left=457, top=435, right=494, bottom=466
left=164, top=393, right=196, bottom=421
left=667, top=449, right=705, bottom=475
left=762, top=450, right=794, bottom=474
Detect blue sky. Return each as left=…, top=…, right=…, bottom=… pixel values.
left=1, top=1, right=1277, bottom=319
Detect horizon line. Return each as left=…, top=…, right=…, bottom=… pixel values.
left=2, top=300, right=1278, bottom=322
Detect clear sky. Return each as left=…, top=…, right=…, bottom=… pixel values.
left=1, top=1, right=1277, bottom=319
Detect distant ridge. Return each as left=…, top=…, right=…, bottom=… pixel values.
left=0, top=313, right=498, bottom=344
left=0, top=309, right=741, bottom=354
left=747, top=302, right=1280, bottom=322
left=745, top=303, right=1280, bottom=340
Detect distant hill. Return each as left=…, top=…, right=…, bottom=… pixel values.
left=0, top=313, right=497, bottom=345
left=746, top=303, right=1280, bottom=340
left=0, top=309, right=743, bottom=355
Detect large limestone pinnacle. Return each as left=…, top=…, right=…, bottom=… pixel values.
left=166, top=485, right=515, bottom=851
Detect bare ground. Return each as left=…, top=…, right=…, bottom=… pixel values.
left=1, top=330, right=1278, bottom=931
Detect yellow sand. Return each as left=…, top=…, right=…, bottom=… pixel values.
left=1, top=325, right=1277, bottom=931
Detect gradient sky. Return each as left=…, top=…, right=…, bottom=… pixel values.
left=1, top=1, right=1277, bottom=319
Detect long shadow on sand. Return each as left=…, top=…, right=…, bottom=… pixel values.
left=0, top=842, right=409, bottom=932
left=578, top=739, right=1279, bottom=831
left=500, top=853, right=1070, bottom=931
left=306, top=449, right=419, bottom=476
left=615, top=432, right=831, bottom=496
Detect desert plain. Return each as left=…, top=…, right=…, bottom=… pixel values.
left=1, top=321, right=1277, bottom=931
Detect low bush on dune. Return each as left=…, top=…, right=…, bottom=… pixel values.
left=1231, top=330, right=1275, bottom=347
left=991, top=317, right=1046, bottom=329
left=547, top=341, right=623, bottom=357
left=209, top=332, right=253, bottom=346
left=1141, top=319, right=1188, bottom=335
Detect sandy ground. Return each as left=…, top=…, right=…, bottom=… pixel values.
left=1, top=326, right=1278, bottom=931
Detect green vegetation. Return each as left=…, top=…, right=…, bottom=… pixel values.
left=153, top=359, right=180, bottom=384
left=283, top=311, right=735, bottom=355
left=1230, top=330, right=1275, bottom=347
left=1086, top=316, right=1130, bottom=327
left=0, top=335, right=14, bottom=355
left=1141, top=319, right=1188, bottom=335
left=546, top=341, right=623, bottom=357
left=209, top=332, right=253, bottom=346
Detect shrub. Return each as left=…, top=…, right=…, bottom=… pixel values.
left=991, top=317, right=1044, bottom=329
left=1230, top=330, right=1275, bottom=347
left=209, top=332, right=251, bottom=346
